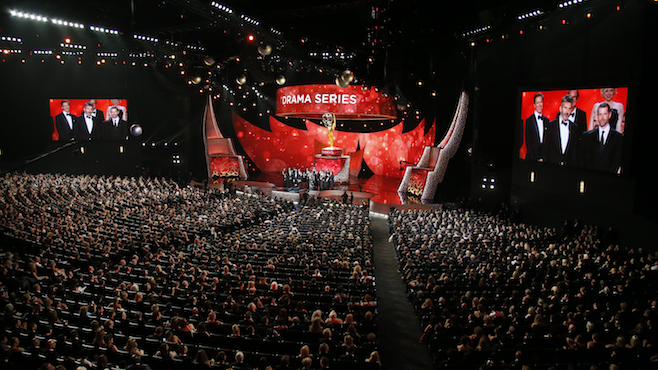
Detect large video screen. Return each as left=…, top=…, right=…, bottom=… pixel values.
left=518, top=87, right=628, bottom=174
left=50, top=98, right=129, bottom=141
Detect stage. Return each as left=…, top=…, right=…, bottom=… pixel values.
left=245, top=172, right=441, bottom=213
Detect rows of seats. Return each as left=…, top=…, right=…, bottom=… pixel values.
left=388, top=207, right=658, bottom=370
left=0, top=173, right=380, bottom=370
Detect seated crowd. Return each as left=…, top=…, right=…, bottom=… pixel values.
left=0, top=173, right=379, bottom=370
left=389, top=208, right=658, bottom=369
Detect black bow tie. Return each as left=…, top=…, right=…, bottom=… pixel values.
left=562, top=121, right=569, bottom=126
left=569, top=112, right=575, bottom=117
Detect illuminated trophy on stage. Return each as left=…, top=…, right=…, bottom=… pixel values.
left=315, top=112, right=350, bottom=181
left=320, top=113, right=344, bottom=156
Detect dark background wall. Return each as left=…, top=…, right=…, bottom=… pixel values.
left=466, top=0, right=658, bottom=247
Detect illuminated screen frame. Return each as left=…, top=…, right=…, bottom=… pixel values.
left=516, top=85, right=632, bottom=175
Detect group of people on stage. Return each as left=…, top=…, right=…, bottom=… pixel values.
left=282, top=167, right=335, bottom=191
left=524, top=88, right=626, bottom=174
left=53, top=99, right=130, bottom=141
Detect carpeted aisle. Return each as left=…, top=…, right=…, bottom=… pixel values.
left=370, top=215, right=432, bottom=370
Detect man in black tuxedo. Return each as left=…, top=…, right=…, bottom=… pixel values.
left=75, top=102, right=99, bottom=140
left=545, top=95, right=580, bottom=166
left=53, top=100, right=76, bottom=141
left=101, top=107, right=130, bottom=140
left=567, top=89, right=588, bottom=136
left=88, top=99, right=105, bottom=126
left=581, top=102, right=622, bottom=173
left=524, top=92, right=550, bottom=162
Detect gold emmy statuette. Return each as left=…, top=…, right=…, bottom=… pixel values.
left=322, top=113, right=336, bottom=148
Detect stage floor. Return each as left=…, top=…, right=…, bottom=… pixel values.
left=252, top=172, right=432, bottom=206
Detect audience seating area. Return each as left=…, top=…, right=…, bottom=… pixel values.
left=0, top=173, right=379, bottom=370
left=390, top=208, right=658, bottom=370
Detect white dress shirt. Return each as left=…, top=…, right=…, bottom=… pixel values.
left=559, top=119, right=571, bottom=154
left=112, top=118, right=119, bottom=127
left=63, top=112, right=73, bottom=130
left=535, top=111, right=545, bottom=143
left=84, top=115, right=94, bottom=133
left=599, top=124, right=611, bottom=145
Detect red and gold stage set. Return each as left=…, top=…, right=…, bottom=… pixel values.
left=202, top=82, right=469, bottom=205
left=203, top=96, right=248, bottom=183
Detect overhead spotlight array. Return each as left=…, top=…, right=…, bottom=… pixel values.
left=133, top=34, right=159, bottom=43
left=164, top=40, right=180, bottom=47
left=461, top=25, right=491, bottom=38
left=210, top=1, right=233, bottom=14
left=9, top=10, right=48, bottom=22
left=1, top=36, right=23, bottom=43
left=240, top=14, right=260, bottom=26
left=517, top=9, right=544, bottom=20
left=186, top=44, right=206, bottom=51
left=97, top=52, right=118, bottom=57
left=129, top=52, right=156, bottom=58
left=2, top=49, right=22, bottom=54
left=90, top=26, right=119, bottom=35
left=61, top=51, right=83, bottom=56
left=51, top=18, right=85, bottom=29
left=60, top=42, right=87, bottom=49
left=559, top=0, right=587, bottom=8
left=32, top=50, right=53, bottom=55
left=270, top=27, right=282, bottom=36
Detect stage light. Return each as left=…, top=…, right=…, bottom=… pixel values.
left=579, top=180, right=586, bottom=193
left=10, top=10, right=49, bottom=22
left=461, top=24, right=491, bottom=38
left=203, top=56, right=215, bottom=66
left=133, top=34, right=159, bottom=43
left=340, top=70, right=355, bottom=84
left=517, top=9, right=544, bottom=21
left=236, top=76, right=247, bottom=85
left=562, top=19, right=567, bottom=25
left=247, top=34, right=255, bottom=42
left=587, top=12, right=592, bottom=18
left=192, top=76, right=202, bottom=84
left=257, top=44, right=272, bottom=56
left=336, top=76, right=349, bottom=88
left=275, top=76, right=284, bottom=86
left=270, top=27, right=282, bottom=36
left=1, top=36, right=22, bottom=43
left=210, top=2, right=234, bottom=14
left=616, top=5, right=621, bottom=11
left=470, top=41, right=476, bottom=47
left=119, top=145, right=124, bottom=154
left=530, top=171, right=535, bottom=183
left=51, top=18, right=84, bottom=29
left=558, top=0, right=587, bottom=9
left=240, top=14, right=260, bottom=26
left=90, top=25, right=119, bottom=35
left=417, top=80, right=423, bottom=86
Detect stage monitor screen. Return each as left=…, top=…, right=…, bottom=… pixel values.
left=50, top=98, right=130, bottom=141
left=518, top=87, right=628, bottom=174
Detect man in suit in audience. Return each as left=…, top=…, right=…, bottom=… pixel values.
left=75, top=102, right=99, bottom=140
left=581, top=102, right=623, bottom=173
left=524, top=92, right=550, bottom=162
left=54, top=100, right=76, bottom=141
left=88, top=99, right=105, bottom=127
left=101, top=107, right=130, bottom=140
left=567, top=89, right=588, bottom=136
left=545, top=95, right=580, bottom=166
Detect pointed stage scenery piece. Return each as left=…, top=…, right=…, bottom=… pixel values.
left=398, top=91, right=469, bottom=200
left=203, top=96, right=248, bottom=183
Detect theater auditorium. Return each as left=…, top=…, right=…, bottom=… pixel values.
left=1, top=1, right=657, bottom=370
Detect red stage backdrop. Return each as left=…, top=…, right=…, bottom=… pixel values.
left=49, top=98, right=128, bottom=141
left=276, top=84, right=396, bottom=120
left=519, top=87, right=627, bottom=159
left=233, top=112, right=435, bottom=178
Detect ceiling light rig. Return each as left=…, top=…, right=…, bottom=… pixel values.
left=210, top=1, right=234, bottom=14
left=1, top=36, right=23, bottom=43
left=461, top=25, right=491, bottom=38
left=9, top=10, right=49, bottom=22
left=90, top=26, right=119, bottom=35
left=517, top=9, right=545, bottom=21
left=558, top=0, right=587, bottom=9
left=51, top=18, right=85, bottom=29
left=133, top=34, right=159, bottom=43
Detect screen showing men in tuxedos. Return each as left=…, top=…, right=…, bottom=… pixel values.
left=518, top=87, right=628, bottom=174
left=49, top=98, right=129, bottom=141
